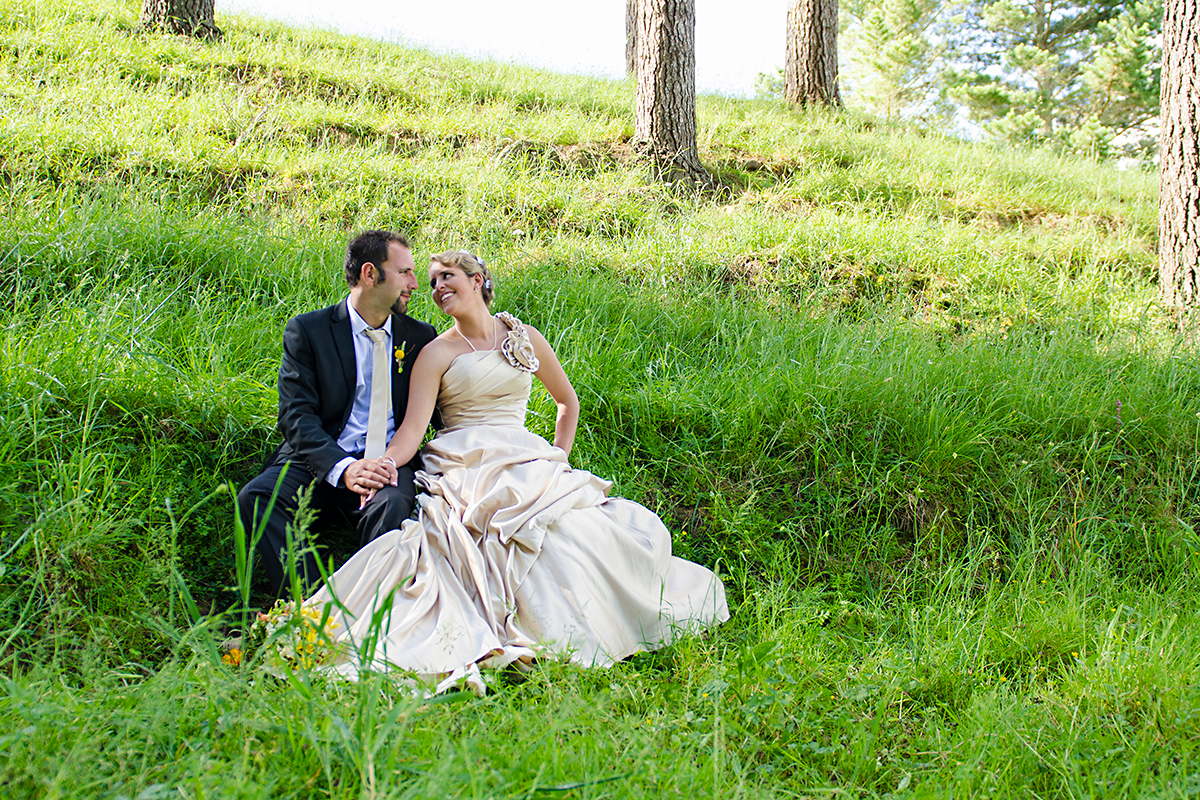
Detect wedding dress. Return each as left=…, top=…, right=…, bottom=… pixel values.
left=308, top=315, right=728, bottom=691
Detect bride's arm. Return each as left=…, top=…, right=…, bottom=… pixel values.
left=382, top=339, right=454, bottom=468
left=526, top=325, right=579, bottom=458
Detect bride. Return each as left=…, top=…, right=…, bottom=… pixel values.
left=306, top=250, right=728, bottom=691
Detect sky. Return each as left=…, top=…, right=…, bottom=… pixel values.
left=219, top=0, right=791, bottom=98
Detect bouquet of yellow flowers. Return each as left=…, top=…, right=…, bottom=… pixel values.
left=249, top=599, right=344, bottom=671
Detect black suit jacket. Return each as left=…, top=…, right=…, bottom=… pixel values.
left=269, top=299, right=438, bottom=481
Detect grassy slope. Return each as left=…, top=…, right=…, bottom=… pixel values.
left=2, top=0, right=1198, bottom=797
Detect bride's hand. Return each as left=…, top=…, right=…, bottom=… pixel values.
left=344, top=457, right=398, bottom=503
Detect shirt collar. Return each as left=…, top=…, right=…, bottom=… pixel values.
left=346, top=296, right=392, bottom=338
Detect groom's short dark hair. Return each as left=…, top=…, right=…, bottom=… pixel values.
left=344, top=230, right=411, bottom=286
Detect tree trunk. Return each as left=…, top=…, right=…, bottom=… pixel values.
left=635, top=0, right=710, bottom=186
left=784, top=0, right=842, bottom=107
left=1158, top=0, right=1200, bottom=312
left=140, top=0, right=222, bottom=41
left=626, top=0, right=638, bottom=76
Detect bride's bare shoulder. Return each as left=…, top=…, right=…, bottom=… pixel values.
left=416, top=334, right=465, bottom=368
left=431, top=328, right=460, bottom=346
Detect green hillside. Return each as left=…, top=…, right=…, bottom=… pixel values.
left=1, top=1, right=1197, bottom=797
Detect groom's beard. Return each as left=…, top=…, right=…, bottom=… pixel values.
left=391, top=296, right=410, bottom=315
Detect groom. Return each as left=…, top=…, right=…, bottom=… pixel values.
left=237, top=230, right=438, bottom=596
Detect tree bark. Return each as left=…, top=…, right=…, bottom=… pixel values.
left=784, top=0, right=842, bottom=107
left=635, top=0, right=710, bottom=186
left=626, top=0, right=638, bottom=76
left=140, top=0, right=222, bottom=41
left=1158, top=0, right=1200, bottom=311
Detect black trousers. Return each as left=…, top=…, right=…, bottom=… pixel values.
left=237, top=459, right=418, bottom=596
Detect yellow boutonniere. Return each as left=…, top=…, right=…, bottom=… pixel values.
left=394, top=341, right=408, bottom=367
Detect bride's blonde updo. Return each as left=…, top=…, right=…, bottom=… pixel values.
left=431, top=250, right=495, bottom=307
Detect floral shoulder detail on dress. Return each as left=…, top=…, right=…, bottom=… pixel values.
left=495, top=312, right=540, bottom=373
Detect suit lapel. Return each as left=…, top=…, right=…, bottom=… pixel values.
left=389, top=313, right=406, bottom=418
left=331, top=300, right=356, bottom=394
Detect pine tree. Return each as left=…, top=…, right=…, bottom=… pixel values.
left=1082, top=0, right=1162, bottom=150
left=943, top=0, right=1159, bottom=155
left=844, top=0, right=951, bottom=119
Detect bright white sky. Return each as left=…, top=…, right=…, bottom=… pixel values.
left=220, top=0, right=790, bottom=97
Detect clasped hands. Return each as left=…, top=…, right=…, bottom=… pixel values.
left=343, top=456, right=398, bottom=508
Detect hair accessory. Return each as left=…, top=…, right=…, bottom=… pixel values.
left=484, top=278, right=492, bottom=289
left=456, top=249, right=484, bottom=267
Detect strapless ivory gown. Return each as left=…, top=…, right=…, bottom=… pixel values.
left=309, top=326, right=728, bottom=691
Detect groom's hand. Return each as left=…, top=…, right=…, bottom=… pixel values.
left=343, top=457, right=399, bottom=501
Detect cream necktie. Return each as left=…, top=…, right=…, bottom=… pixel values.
left=363, top=327, right=390, bottom=459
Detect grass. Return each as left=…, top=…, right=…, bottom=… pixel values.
left=0, top=0, right=1197, bottom=796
